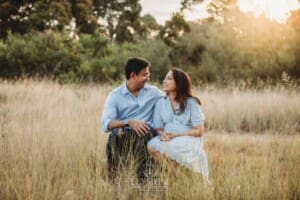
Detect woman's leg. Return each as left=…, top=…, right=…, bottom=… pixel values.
left=147, top=146, right=161, bottom=162
left=147, top=146, right=178, bottom=173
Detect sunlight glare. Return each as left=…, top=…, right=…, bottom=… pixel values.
left=237, top=0, right=300, bottom=23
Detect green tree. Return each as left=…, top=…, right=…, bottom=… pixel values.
left=139, top=14, right=160, bottom=39
left=0, top=0, right=72, bottom=37
left=69, top=0, right=98, bottom=34
left=206, top=0, right=238, bottom=22
left=159, top=12, right=190, bottom=46
left=1, top=32, right=81, bottom=78
left=180, top=0, right=204, bottom=11
left=288, top=8, right=300, bottom=78
left=180, top=0, right=237, bottom=22
left=0, top=0, right=146, bottom=42
left=178, top=0, right=298, bottom=82
left=94, top=0, right=145, bottom=43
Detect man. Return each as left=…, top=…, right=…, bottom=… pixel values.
left=101, top=57, right=162, bottom=182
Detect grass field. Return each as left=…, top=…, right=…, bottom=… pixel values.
left=0, top=80, right=299, bottom=199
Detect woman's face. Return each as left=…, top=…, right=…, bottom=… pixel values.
left=163, top=71, right=176, bottom=93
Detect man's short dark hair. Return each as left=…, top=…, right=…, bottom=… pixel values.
left=125, top=57, right=151, bottom=80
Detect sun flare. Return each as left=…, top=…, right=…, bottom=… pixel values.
left=237, top=0, right=300, bottom=23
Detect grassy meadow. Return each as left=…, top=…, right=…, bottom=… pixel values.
left=0, top=80, right=299, bottom=200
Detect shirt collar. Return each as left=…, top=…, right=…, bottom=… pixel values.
left=167, top=95, right=180, bottom=114
left=121, top=81, right=147, bottom=95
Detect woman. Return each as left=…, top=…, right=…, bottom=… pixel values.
left=147, top=68, right=209, bottom=180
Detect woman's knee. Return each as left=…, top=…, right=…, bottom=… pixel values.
left=147, top=146, right=159, bottom=156
left=147, top=146, right=155, bottom=154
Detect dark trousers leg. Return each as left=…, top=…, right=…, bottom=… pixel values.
left=106, top=128, right=155, bottom=182
left=106, top=130, right=119, bottom=180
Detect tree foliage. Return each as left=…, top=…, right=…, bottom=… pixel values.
left=0, top=0, right=150, bottom=42
left=288, top=8, right=300, bottom=78
left=0, top=0, right=300, bottom=84
left=0, top=0, right=72, bottom=37
left=159, top=12, right=190, bottom=46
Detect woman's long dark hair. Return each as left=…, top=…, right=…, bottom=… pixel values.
left=171, top=67, right=201, bottom=113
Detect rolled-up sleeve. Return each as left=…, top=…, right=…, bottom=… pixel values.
left=190, top=99, right=205, bottom=126
left=101, top=92, right=117, bottom=133
left=153, top=100, right=164, bottom=129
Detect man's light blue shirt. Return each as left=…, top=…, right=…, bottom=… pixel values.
left=101, top=82, right=163, bottom=133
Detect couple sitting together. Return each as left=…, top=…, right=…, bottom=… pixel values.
left=101, top=57, right=209, bottom=184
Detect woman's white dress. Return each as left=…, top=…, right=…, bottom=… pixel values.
left=148, top=96, right=209, bottom=177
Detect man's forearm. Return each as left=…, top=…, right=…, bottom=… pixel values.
left=108, top=120, right=127, bottom=131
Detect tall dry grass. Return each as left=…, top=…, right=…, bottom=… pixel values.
left=0, top=80, right=299, bottom=199
left=197, top=86, right=300, bottom=134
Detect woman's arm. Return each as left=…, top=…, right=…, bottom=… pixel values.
left=171, top=124, right=204, bottom=137
left=160, top=98, right=205, bottom=141
left=164, top=124, right=204, bottom=140
left=166, top=99, right=205, bottom=138
left=156, top=128, right=164, bottom=136
left=156, top=128, right=171, bottom=141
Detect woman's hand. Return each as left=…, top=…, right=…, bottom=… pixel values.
left=160, top=132, right=176, bottom=141
left=160, top=134, right=170, bottom=141
left=165, top=132, right=177, bottom=139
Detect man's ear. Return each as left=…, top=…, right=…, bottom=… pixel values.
left=130, top=72, right=136, bottom=79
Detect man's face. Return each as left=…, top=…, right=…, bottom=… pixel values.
left=132, top=67, right=150, bottom=89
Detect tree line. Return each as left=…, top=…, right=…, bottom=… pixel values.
left=0, top=0, right=299, bottom=85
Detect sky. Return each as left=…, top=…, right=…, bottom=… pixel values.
left=238, top=0, right=300, bottom=23
left=140, top=0, right=300, bottom=24
left=140, top=0, right=209, bottom=24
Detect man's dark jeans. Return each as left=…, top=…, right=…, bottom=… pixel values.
left=106, top=127, right=156, bottom=182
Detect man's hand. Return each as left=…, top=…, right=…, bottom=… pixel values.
left=128, top=119, right=150, bottom=136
